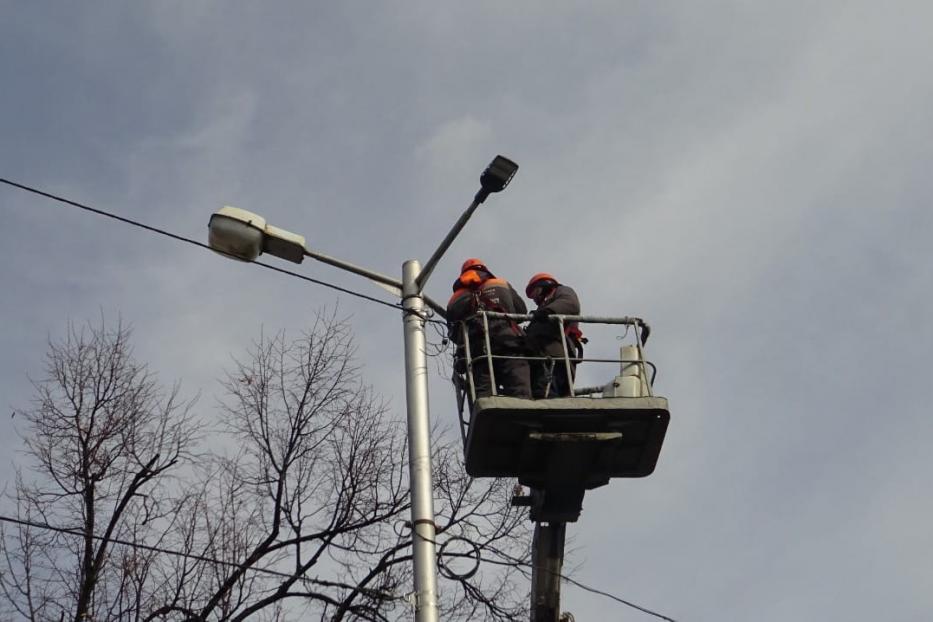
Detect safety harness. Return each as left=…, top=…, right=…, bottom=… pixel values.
left=470, top=285, right=524, bottom=336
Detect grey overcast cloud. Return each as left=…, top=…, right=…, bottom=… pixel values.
left=2, top=2, right=932, bottom=620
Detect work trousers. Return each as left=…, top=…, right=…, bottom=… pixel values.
left=469, top=356, right=531, bottom=399
left=530, top=359, right=577, bottom=398
left=529, top=338, right=580, bottom=398
left=455, top=331, right=531, bottom=400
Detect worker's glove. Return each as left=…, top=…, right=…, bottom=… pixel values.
left=531, top=308, right=551, bottom=322
left=640, top=322, right=651, bottom=345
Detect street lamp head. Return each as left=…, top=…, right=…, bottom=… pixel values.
left=477, top=155, right=519, bottom=203
left=208, top=207, right=265, bottom=262
left=208, top=206, right=306, bottom=264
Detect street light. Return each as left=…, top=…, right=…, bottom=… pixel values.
left=416, top=156, right=518, bottom=291
left=208, top=206, right=306, bottom=264
left=207, top=156, right=518, bottom=622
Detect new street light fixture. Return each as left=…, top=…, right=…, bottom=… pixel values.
left=207, top=156, right=518, bottom=622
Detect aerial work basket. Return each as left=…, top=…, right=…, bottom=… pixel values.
left=452, top=312, right=670, bottom=522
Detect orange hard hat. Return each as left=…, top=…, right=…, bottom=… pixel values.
left=459, top=270, right=485, bottom=286
left=526, top=272, right=557, bottom=297
left=461, top=258, right=489, bottom=274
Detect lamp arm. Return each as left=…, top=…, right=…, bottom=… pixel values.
left=415, top=197, right=481, bottom=292
left=303, top=248, right=403, bottom=291
left=303, top=248, right=447, bottom=320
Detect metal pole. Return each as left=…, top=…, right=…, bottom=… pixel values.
left=461, top=324, right=477, bottom=404
left=481, top=312, right=497, bottom=396
left=557, top=316, right=575, bottom=397
left=401, top=259, right=440, bottom=622
left=531, top=522, right=566, bottom=622
left=304, top=247, right=403, bottom=291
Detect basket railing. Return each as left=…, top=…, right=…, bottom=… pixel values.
left=451, top=311, right=657, bottom=444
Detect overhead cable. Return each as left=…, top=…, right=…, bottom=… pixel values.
left=475, top=542, right=678, bottom=621
left=1, top=513, right=676, bottom=620
left=0, top=514, right=399, bottom=601
left=428, top=535, right=678, bottom=621
left=1, top=178, right=676, bottom=621
left=0, top=177, right=405, bottom=313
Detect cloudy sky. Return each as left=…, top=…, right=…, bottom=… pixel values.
left=2, top=2, right=932, bottom=619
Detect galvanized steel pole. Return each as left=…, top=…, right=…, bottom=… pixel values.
left=401, top=259, right=439, bottom=622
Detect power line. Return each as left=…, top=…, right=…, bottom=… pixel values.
left=560, top=573, right=677, bottom=622
left=425, top=536, right=678, bottom=621
left=0, top=177, right=407, bottom=314
left=476, top=544, right=678, bottom=621
left=1, top=178, right=676, bottom=621
left=1, top=514, right=678, bottom=620
left=0, top=514, right=292, bottom=580
left=0, top=514, right=400, bottom=601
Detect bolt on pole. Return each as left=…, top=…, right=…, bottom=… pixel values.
left=401, top=259, right=440, bottom=622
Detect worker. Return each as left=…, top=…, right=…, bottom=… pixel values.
left=524, top=273, right=583, bottom=398
left=447, top=259, right=531, bottom=399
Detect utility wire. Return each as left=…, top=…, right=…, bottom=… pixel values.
left=561, top=573, right=677, bottom=622
left=0, top=178, right=675, bottom=621
left=0, top=514, right=400, bottom=601
left=0, top=177, right=450, bottom=327
left=1, top=514, right=677, bottom=620
left=0, top=177, right=407, bottom=314
left=476, top=543, right=678, bottom=622
left=422, top=534, right=678, bottom=621
left=509, top=560, right=677, bottom=621
left=0, top=514, right=293, bottom=580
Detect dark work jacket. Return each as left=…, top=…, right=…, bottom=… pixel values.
left=447, top=277, right=527, bottom=352
left=525, top=284, right=581, bottom=356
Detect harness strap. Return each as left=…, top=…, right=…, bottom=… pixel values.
left=475, top=289, right=523, bottom=336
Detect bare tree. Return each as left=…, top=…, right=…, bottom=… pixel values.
left=0, top=318, right=200, bottom=622
left=166, top=311, right=531, bottom=621
left=2, top=312, right=532, bottom=621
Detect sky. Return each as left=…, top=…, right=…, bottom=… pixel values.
left=2, top=2, right=932, bottom=620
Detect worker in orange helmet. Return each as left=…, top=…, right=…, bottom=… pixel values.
left=447, top=259, right=530, bottom=399
left=524, top=272, right=582, bottom=398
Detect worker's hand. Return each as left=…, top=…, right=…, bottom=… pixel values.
left=532, top=308, right=551, bottom=322
left=640, top=322, right=651, bottom=345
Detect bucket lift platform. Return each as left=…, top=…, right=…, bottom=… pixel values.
left=452, top=311, right=669, bottom=619
left=454, top=311, right=669, bottom=522
left=464, top=395, right=669, bottom=522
